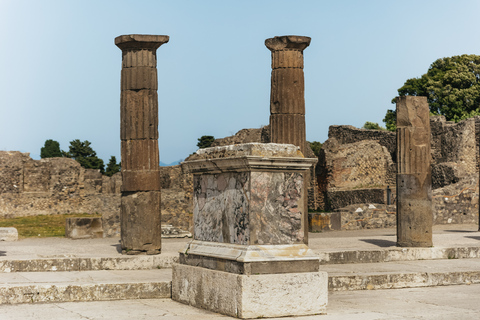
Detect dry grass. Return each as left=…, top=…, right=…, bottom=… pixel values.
left=0, top=213, right=101, bottom=238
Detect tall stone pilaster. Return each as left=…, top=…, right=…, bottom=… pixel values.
left=115, top=34, right=169, bottom=255
left=396, top=96, right=433, bottom=247
left=265, top=35, right=311, bottom=155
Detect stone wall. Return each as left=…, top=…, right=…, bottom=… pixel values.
left=316, top=116, right=479, bottom=212
left=0, top=151, right=193, bottom=235
left=311, top=172, right=478, bottom=231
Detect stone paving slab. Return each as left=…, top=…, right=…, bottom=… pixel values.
left=0, top=269, right=172, bottom=304
left=1, top=285, right=480, bottom=319
left=1, top=225, right=480, bottom=272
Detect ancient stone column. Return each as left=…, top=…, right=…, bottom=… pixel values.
left=396, top=96, right=433, bottom=247
left=266, top=36, right=311, bottom=245
left=115, top=34, right=169, bottom=255
left=265, top=35, right=311, bottom=155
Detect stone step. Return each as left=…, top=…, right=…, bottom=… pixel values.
left=2, top=259, right=480, bottom=304
left=3, top=245, right=480, bottom=273
left=0, top=269, right=171, bottom=304
left=326, top=258, right=480, bottom=291
left=0, top=254, right=178, bottom=273
left=318, top=246, right=480, bottom=265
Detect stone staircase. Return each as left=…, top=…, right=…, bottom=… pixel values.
left=2, top=229, right=480, bottom=304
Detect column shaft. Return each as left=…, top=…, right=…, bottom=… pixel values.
left=116, top=34, right=169, bottom=255
left=396, top=96, right=433, bottom=247
left=266, top=35, right=310, bottom=155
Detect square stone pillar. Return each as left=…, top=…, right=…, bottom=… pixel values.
left=396, top=96, right=433, bottom=247
left=172, top=143, right=327, bottom=318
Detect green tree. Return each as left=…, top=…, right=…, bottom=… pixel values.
left=63, top=139, right=104, bottom=173
left=382, top=109, right=397, bottom=132
left=309, top=141, right=323, bottom=157
left=105, top=156, right=121, bottom=177
left=384, top=54, right=480, bottom=129
left=40, top=139, right=62, bottom=158
left=197, top=135, right=215, bottom=149
left=362, top=121, right=386, bottom=130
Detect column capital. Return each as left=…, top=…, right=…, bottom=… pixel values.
left=265, top=35, right=311, bottom=52
left=115, top=34, right=169, bottom=51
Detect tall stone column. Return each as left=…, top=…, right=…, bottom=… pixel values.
left=396, top=96, right=433, bottom=247
left=115, top=34, right=169, bottom=255
left=266, top=36, right=311, bottom=244
left=265, top=35, right=311, bottom=155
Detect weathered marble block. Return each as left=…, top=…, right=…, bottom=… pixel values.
left=173, top=143, right=326, bottom=319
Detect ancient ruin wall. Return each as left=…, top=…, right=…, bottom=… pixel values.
left=0, top=151, right=193, bottom=234
left=317, top=116, right=479, bottom=211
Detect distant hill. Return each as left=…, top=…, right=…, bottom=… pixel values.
left=160, top=160, right=182, bottom=167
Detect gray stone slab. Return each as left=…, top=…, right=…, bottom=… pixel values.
left=2, top=285, right=480, bottom=319
left=0, top=269, right=171, bottom=304
left=0, top=227, right=18, bottom=241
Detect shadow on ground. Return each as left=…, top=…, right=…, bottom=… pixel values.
left=111, top=244, right=122, bottom=253
left=359, top=239, right=396, bottom=247
left=465, top=236, right=480, bottom=241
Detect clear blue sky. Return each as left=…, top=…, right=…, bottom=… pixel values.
left=1, top=0, right=480, bottom=164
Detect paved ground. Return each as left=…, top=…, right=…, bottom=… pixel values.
left=1, top=284, right=479, bottom=319
left=1, top=224, right=480, bottom=318
left=2, top=224, right=479, bottom=259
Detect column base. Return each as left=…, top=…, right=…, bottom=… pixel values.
left=172, top=263, right=328, bottom=318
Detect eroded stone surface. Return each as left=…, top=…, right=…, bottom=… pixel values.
left=266, top=35, right=310, bottom=155
left=192, top=170, right=306, bottom=245
left=172, top=263, right=327, bottom=318
left=117, top=34, right=167, bottom=254
left=0, top=227, right=18, bottom=241
left=396, top=96, right=433, bottom=247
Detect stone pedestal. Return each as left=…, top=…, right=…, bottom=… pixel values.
left=115, top=34, right=169, bottom=254
left=396, top=96, right=433, bottom=247
left=172, top=143, right=327, bottom=318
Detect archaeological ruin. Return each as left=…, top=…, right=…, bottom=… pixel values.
left=116, top=34, right=169, bottom=254
left=173, top=143, right=326, bottom=318
left=396, top=96, right=433, bottom=247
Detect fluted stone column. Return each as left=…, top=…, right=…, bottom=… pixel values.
left=266, top=36, right=311, bottom=244
left=115, top=34, right=169, bottom=255
left=265, top=35, right=311, bottom=155
left=396, top=96, right=433, bottom=247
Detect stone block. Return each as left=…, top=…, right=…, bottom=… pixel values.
left=121, top=170, right=161, bottom=192
left=65, top=217, right=103, bottom=239
left=121, top=191, right=161, bottom=254
left=121, top=67, right=157, bottom=90
left=121, top=49, right=157, bottom=68
left=120, top=139, right=159, bottom=171
left=309, top=212, right=341, bottom=232
left=115, top=34, right=169, bottom=51
left=120, top=90, right=158, bottom=140
left=269, top=114, right=306, bottom=152
left=270, top=68, right=305, bottom=114
left=0, top=227, right=18, bottom=241
left=172, top=263, right=328, bottom=318
left=271, top=50, right=304, bottom=69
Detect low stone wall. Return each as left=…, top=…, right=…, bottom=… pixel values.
left=313, top=173, right=479, bottom=231
left=433, top=173, right=479, bottom=225
left=325, top=188, right=388, bottom=212
left=0, top=151, right=194, bottom=236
